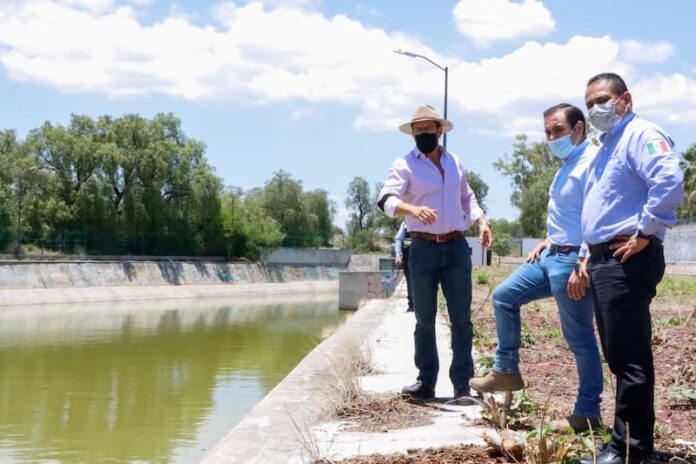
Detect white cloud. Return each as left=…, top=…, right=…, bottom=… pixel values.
left=52, top=0, right=114, bottom=13
left=620, top=40, right=674, bottom=64
left=0, top=0, right=693, bottom=138
left=632, top=73, right=696, bottom=126
left=452, top=0, right=555, bottom=46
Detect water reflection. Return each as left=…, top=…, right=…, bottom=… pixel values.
left=0, top=295, right=347, bottom=463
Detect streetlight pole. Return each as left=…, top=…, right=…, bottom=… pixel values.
left=394, top=49, right=449, bottom=148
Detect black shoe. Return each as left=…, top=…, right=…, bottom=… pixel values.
left=579, top=447, right=648, bottom=464
left=401, top=381, right=434, bottom=400
left=452, top=388, right=478, bottom=405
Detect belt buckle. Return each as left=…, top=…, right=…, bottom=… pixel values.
left=436, top=234, right=447, bottom=243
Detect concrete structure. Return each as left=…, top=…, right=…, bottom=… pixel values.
left=263, top=248, right=352, bottom=267
left=347, top=254, right=382, bottom=271
left=466, top=236, right=488, bottom=266
left=338, top=270, right=401, bottom=309
left=0, top=252, right=346, bottom=306
left=0, top=261, right=342, bottom=289
left=0, top=281, right=338, bottom=306
left=664, top=223, right=696, bottom=264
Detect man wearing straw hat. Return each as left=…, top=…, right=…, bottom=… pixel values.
left=377, top=105, right=491, bottom=402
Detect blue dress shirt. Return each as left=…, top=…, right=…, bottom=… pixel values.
left=581, top=113, right=684, bottom=245
left=546, top=140, right=597, bottom=257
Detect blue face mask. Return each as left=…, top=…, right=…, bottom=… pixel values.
left=548, top=125, right=579, bottom=160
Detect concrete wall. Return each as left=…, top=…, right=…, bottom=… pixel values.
left=347, top=254, right=383, bottom=271
left=664, top=224, right=696, bottom=264
left=0, top=261, right=340, bottom=290
left=338, top=271, right=401, bottom=310
left=263, top=248, right=351, bottom=266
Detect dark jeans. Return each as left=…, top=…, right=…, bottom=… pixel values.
left=402, top=244, right=413, bottom=309
left=408, top=237, right=473, bottom=391
left=588, top=238, right=665, bottom=459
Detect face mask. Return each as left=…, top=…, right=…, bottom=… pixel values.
left=415, top=132, right=439, bottom=154
left=588, top=94, right=626, bottom=132
left=548, top=125, right=579, bottom=160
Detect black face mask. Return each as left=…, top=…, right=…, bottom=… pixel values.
left=415, top=133, right=438, bottom=154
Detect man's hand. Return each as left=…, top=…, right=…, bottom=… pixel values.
left=609, top=234, right=650, bottom=263
left=394, top=256, right=403, bottom=266
left=567, top=258, right=589, bottom=301
left=527, top=239, right=549, bottom=262
left=479, top=221, right=492, bottom=248
left=409, top=205, right=438, bottom=224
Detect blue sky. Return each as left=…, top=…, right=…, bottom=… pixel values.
left=1, top=0, right=695, bottom=229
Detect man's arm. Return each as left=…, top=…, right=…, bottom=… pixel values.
left=459, top=166, right=491, bottom=246
left=377, top=160, right=409, bottom=217
left=610, top=129, right=684, bottom=263
left=634, top=131, right=684, bottom=236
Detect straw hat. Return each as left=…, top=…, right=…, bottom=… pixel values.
left=399, top=105, right=453, bottom=135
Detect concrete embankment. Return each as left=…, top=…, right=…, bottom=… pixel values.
left=0, top=248, right=356, bottom=306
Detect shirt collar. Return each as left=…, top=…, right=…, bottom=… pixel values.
left=599, top=111, right=636, bottom=143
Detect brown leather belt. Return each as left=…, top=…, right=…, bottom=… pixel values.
left=410, top=231, right=464, bottom=243
left=549, top=244, right=580, bottom=253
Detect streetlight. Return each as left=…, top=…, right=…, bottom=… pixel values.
left=394, top=49, right=449, bottom=148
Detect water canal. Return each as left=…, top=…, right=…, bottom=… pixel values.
left=0, top=294, right=348, bottom=463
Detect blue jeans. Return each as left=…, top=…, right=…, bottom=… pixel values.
left=408, top=237, right=473, bottom=391
left=492, top=248, right=603, bottom=417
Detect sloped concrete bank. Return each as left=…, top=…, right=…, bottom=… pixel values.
left=0, top=260, right=342, bottom=306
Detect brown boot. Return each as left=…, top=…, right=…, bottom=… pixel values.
left=469, top=371, right=524, bottom=393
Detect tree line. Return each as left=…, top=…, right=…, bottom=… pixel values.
left=2, top=113, right=692, bottom=259
left=0, top=114, right=335, bottom=259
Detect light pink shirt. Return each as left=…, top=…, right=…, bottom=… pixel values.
left=378, top=147, right=484, bottom=234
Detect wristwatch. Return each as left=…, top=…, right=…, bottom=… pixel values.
left=573, top=261, right=581, bottom=274
left=635, top=230, right=654, bottom=240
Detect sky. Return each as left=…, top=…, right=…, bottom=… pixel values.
left=1, top=0, right=695, bottom=230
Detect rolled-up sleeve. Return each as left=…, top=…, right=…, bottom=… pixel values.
left=378, top=159, right=409, bottom=218
left=460, top=167, right=484, bottom=223
left=633, top=130, right=684, bottom=235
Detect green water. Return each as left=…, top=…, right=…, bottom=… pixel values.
left=0, top=295, right=347, bottom=463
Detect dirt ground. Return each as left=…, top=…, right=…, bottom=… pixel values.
left=319, top=265, right=696, bottom=464
left=468, top=266, right=696, bottom=451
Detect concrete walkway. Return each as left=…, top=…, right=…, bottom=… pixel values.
left=201, top=282, right=487, bottom=463
left=311, top=284, right=487, bottom=461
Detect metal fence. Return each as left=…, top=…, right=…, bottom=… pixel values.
left=0, top=229, right=205, bottom=258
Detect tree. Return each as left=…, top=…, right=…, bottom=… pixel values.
left=345, top=176, right=374, bottom=233
left=494, top=135, right=561, bottom=237
left=220, top=186, right=283, bottom=259
left=491, top=233, right=512, bottom=266
left=678, top=144, right=696, bottom=220
left=467, top=170, right=489, bottom=214
left=302, top=189, right=335, bottom=247
left=489, top=218, right=524, bottom=237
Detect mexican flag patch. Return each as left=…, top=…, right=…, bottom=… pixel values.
left=646, top=139, right=671, bottom=155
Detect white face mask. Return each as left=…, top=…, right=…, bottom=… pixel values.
left=588, top=94, right=627, bottom=133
